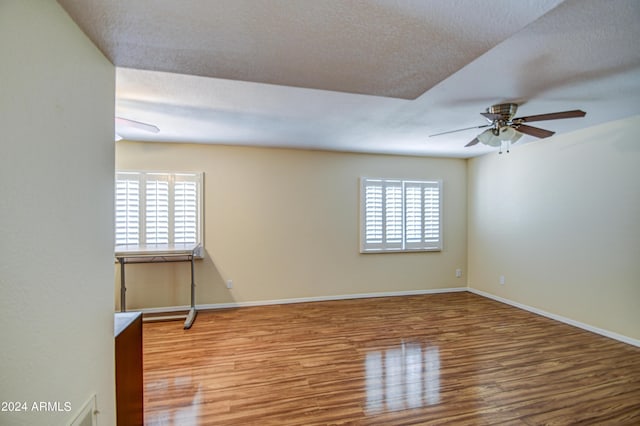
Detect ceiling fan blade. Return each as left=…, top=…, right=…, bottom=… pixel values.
left=514, top=109, right=586, bottom=123
left=429, top=124, right=490, bottom=137
left=465, top=138, right=480, bottom=147
left=480, top=112, right=502, bottom=121
left=516, top=124, right=555, bottom=138
left=115, top=116, right=160, bottom=133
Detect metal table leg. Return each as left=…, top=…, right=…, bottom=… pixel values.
left=184, top=254, right=197, bottom=329
left=119, top=258, right=126, bottom=312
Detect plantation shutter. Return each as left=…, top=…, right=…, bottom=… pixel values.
left=174, top=175, right=199, bottom=244
left=404, top=181, right=442, bottom=250
left=404, top=183, right=423, bottom=247
left=115, top=171, right=202, bottom=247
left=145, top=175, right=170, bottom=244
left=363, top=182, right=383, bottom=246
left=384, top=183, right=404, bottom=250
left=115, top=173, right=141, bottom=245
left=361, top=177, right=442, bottom=252
left=361, top=178, right=403, bottom=251
left=422, top=183, right=441, bottom=249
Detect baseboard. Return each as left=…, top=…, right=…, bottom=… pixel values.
left=467, top=287, right=640, bottom=348
left=133, top=287, right=468, bottom=314
left=132, top=286, right=638, bottom=348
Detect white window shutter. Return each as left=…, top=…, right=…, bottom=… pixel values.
left=404, top=181, right=442, bottom=250
left=423, top=183, right=441, bottom=249
left=361, top=178, right=403, bottom=252
left=115, top=171, right=203, bottom=248
left=384, top=184, right=403, bottom=250
left=145, top=176, right=170, bottom=244
left=404, top=184, right=423, bottom=246
left=361, top=177, right=442, bottom=253
left=364, top=183, right=383, bottom=246
left=174, top=178, right=199, bottom=244
left=115, top=173, right=141, bottom=245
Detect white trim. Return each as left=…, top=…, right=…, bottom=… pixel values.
left=69, top=394, right=97, bottom=426
left=132, top=287, right=468, bottom=314
left=468, top=288, right=640, bottom=348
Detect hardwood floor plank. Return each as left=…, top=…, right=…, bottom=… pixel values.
left=142, top=293, right=640, bottom=425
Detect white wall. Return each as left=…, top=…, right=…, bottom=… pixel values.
left=115, top=142, right=468, bottom=309
left=0, top=1, right=115, bottom=425
left=468, top=115, right=640, bottom=341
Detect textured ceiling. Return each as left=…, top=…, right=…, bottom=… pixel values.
left=58, top=0, right=640, bottom=157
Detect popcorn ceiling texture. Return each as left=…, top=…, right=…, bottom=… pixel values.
left=57, top=0, right=561, bottom=99
left=58, top=0, right=640, bottom=158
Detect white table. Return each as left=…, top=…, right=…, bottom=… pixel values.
left=115, top=243, right=202, bottom=329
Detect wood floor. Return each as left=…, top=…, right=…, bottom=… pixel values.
left=142, top=292, right=640, bottom=425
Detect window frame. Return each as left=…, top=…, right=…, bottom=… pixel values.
left=115, top=170, right=203, bottom=249
left=360, top=177, right=442, bottom=253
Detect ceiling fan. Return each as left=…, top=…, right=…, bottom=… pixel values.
left=430, top=103, right=586, bottom=154
left=115, top=116, right=159, bottom=141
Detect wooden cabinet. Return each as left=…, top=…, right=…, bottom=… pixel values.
left=115, top=312, right=143, bottom=426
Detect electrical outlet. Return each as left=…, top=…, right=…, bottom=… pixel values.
left=226, top=279, right=233, bottom=289
left=499, top=275, right=505, bottom=285
left=455, top=268, right=462, bottom=278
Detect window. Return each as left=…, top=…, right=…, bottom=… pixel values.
left=360, top=177, right=442, bottom=253
left=115, top=171, right=203, bottom=247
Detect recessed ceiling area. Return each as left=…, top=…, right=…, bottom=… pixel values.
left=59, top=0, right=640, bottom=158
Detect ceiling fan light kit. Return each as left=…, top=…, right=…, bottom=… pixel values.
left=476, top=126, right=522, bottom=154
left=431, top=103, right=586, bottom=154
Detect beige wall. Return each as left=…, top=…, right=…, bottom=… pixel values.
left=468, top=115, right=640, bottom=341
left=116, top=142, right=468, bottom=309
left=0, top=1, right=115, bottom=425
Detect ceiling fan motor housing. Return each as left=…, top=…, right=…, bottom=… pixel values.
left=488, top=103, right=518, bottom=121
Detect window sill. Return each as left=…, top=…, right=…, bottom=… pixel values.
left=360, top=248, right=442, bottom=254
